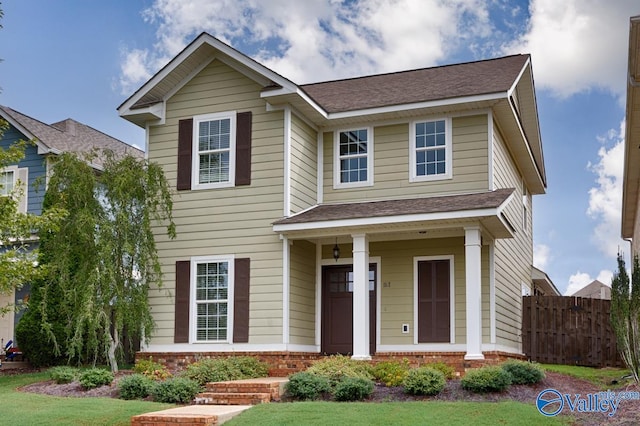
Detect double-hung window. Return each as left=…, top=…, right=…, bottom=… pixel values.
left=334, top=127, right=373, bottom=188
left=0, top=170, right=15, bottom=196
left=191, top=256, right=234, bottom=343
left=193, top=112, right=236, bottom=189
left=409, top=118, right=452, bottom=182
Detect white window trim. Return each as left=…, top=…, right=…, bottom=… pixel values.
left=333, top=127, right=374, bottom=189
left=0, top=167, right=16, bottom=196
left=189, top=255, right=235, bottom=344
left=413, top=255, right=455, bottom=344
left=409, top=117, right=453, bottom=182
left=192, top=111, right=237, bottom=190
left=1, top=165, right=28, bottom=213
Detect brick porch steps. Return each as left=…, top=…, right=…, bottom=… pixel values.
left=130, top=377, right=289, bottom=425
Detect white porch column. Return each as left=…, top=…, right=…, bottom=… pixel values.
left=351, top=233, right=371, bottom=360
left=464, top=226, right=484, bottom=360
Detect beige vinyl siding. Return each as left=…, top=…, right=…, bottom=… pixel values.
left=321, top=238, right=489, bottom=346
left=146, top=59, right=286, bottom=346
left=323, top=114, right=490, bottom=203
left=492, top=122, right=533, bottom=351
left=289, top=240, right=316, bottom=345
left=290, top=114, right=318, bottom=213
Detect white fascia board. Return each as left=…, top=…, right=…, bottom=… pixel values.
left=507, top=57, right=531, bottom=98
left=272, top=207, right=501, bottom=233
left=507, top=101, right=545, bottom=188
left=120, top=33, right=300, bottom=116
left=262, top=87, right=328, bottom=119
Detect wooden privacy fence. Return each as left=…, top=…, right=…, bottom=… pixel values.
left=522, top=296, right=624, bottom=368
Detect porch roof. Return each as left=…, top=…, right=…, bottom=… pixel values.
left=273, top=188, right=516, bottom=239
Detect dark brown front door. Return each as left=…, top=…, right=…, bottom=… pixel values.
left=417, top=259, right=450, bottom=343
left=322, top=264, right=376, bottom=355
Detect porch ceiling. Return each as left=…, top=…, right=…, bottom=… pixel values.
left=273, top=188, right=516, bottom=240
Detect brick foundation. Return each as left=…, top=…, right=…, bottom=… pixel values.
left=136, top=350, right=524, bottom=376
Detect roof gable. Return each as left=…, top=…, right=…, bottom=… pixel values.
left=1, top=105, right=142, bottom=168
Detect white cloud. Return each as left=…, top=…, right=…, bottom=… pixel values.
left=587, top=120, right=626, bottom=259
left=118, top=0, right=497, bottom=92
left=503, top=0, right=640, bottom=99
left=565, top=269, right=613, bottom=295
left=533, top=243, right=550, bottom=270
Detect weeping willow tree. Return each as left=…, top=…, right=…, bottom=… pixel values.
left=18, top=151, right=175, bottom=372
left=610, top=253, right=640, bottom=383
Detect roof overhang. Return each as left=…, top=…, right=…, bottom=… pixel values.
left=622, top=15, right=640, bottom=239
left=0, top=107, right=55, bottom=155
left=273, top=189, right=516, bottom=240
left=531, top=266, right=561, bottom=296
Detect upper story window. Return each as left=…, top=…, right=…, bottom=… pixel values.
left=409, top=118, right=452, bottom=182
left=0, top=170, right=15, bottom=196
left=193, top=112, right=237, bottom=189
left=334, top=127, right=373, bottom=188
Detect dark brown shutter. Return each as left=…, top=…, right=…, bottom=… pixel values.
left=235, top=112, right=252, bottom=186
left=233, top=257, right=250, bottom=343
left=174, top=260, right=191, bottom=343
left=177, top=119, right=193, bottom=190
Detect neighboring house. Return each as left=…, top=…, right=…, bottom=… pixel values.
left=118, top=33, right=546, bottom=366
left=623, top=15, right=640, bottom=257
left=0, top=105, right=142, bottom=347
left=570, top=280, right=611, bottom=300
left=530, top=266, right=561, bottom=296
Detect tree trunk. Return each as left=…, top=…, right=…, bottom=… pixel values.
left=108, top=328, right=119, bottom=374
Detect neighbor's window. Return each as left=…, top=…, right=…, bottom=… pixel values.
left=193, top=112, right=236, bottom=189
left=194, top=259, right=231, bottom=342
left=334, top=128, right=373, bottom=188
left=0, top=170, right=14, bottom=196
left=410, top=118, right=452, bottom=182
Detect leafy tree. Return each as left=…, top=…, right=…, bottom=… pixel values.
left=610, top=253, right=640, bottom=383
left=18, top=151, right=175, bottom=372
left=0, top=120, right=65, bottom=316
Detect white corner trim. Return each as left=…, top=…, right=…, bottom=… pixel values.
left=284, top=106, right=292, bottom=216
left=282, top=236, right=290, bottom=345
left=317, top=130, right=324, bottom=204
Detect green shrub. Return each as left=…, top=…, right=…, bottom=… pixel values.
left=285, top=371, right=331, bottom=400
left=133, top=357, right=172, bottom=380
left=49, top=366, right=79, bottom=384
left=427, top=362, right=456, bottom=380
left=78, top=368, right=114, bottom=390
left=402, top=367, right=446, bottom=396
left=306, top=355, right=373, bottom=387
left=501, top=360, right=545, bottom=385
left=181, top=358, right=244, bottom=386
left=150, top=377, right=202, bottom=404
left=372, top=360, right=410, bottom=387
left=118, top=374, right=154, bottom=400
left=226, top=356, right=270, bottom=378
left=461, top=366, right=512, bottom=393
left=333, top=377, right=375, bottom=401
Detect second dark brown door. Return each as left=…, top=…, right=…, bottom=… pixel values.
left=417, top=259, right=451, bottom=343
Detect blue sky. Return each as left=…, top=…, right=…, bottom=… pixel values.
left=1, top=0, right=639, bottom=295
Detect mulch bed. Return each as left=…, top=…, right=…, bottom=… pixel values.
left=6, top=367, right=640, bottom=425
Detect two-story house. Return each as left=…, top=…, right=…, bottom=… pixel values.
left=0, top=105, right=142, bottom=347
left=118, top=33, right=546, bottom=370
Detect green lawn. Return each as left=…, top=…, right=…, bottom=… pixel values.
left=225, top=401, right=570, bottom=426
left=541, top=364, right=631, bottom=389
left=0, top=371, right=173, bottom=426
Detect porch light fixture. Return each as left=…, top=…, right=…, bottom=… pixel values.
left=333, top=238, right=340, bottom=262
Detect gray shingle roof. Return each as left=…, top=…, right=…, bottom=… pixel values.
left=1, top=105, right=142, bottom=167
left=300, top=55, right=529, bottom=113
left=273, top=188, right=515, bottom=225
